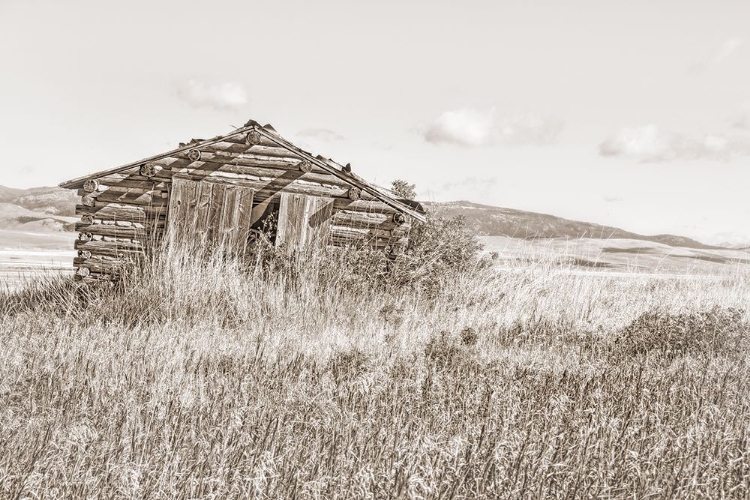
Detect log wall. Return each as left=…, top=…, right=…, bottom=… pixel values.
left=70, top=134, right=412, bottom=280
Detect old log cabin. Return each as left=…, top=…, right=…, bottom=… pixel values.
left=59, top=119, right=427, bottom=281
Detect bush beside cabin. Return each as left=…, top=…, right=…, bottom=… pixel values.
left=59, top=119, right=427, bottom=281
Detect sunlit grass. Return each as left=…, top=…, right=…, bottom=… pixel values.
left=0, top=244, right=748, bottom=498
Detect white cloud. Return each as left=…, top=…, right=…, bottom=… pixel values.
left=710, top=232, right=750, bottom=248
left=690, top=38, right=744, bottom=72
left=297, top=128, right=345, bottom=141
left=441, top=176, right=498, bottom=191
left=712, top=38, right=743, bottom=64
left=424, top=108, right=495, bottom=147
left=599, top=124, right=750, bottom=162
left=175, top=79, right=248, bottom=110
left=423, top=107, right=562, bottom=147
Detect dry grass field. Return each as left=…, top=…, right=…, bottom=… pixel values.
left=0, top=229, right=76, bottom=291
left=0, top=234, right=748, bottom=498
left=480, top=236, right=750, bottom=276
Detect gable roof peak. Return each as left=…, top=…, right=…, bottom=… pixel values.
left=59, top=120, right=427, bottom=222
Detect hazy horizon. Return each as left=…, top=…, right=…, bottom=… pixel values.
left=1, top=0, right=748, bottom=245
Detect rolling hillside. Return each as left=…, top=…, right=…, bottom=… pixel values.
left=0, top=184, right=78, bottom=217
left=0, top=185, right=733, bottom=253
left=426, top=201, right=720, bottom=250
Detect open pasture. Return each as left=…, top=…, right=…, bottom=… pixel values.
left=0, top=229, right=76, bottom=291
left=0, top=239, right=748, bottom=498
left=481, top=235, right=750, bottom=277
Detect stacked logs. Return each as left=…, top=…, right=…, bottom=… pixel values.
left=71, top=131, right=414, bottom=280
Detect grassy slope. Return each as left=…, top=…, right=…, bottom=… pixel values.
left=0, top=184, right=78, bottom=217
left=0, top=247, right=748, bottom=498
left=0, top=184, right=730, bottom=251
left=480, top=236, right=750, bottom=275
left=429, top=201, right=721, bottom=250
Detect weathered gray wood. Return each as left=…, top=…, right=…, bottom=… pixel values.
left=73, top=258, right=127, bottom=274
left=193, top=180, right=212, bottom=238
left=176, top=172, right=372, bottom=201
left=78, top=189, right=168, bottom=206
left=75, top=273, right=115, bottom=283
left=75, top=239, right=144, bottom=253
left=167, top=175, right=197, bottom=239
left=139, top=163, right=163, bottom=177
left=196, top=142, right=300, bottom=158
left=276, top=193, right=334, bottom=253
left=168, top=176, right=254, bottom=254
left=331, top=211, right=409, bottom=231
left=205, top=182, right=224, bottom=244
left=76, top=204, right=167, bottom=221
left=254, top=127, right=427, bottom=222
left=75, top=222, right=161, bottom=240
left=219, top=185, right=238, bottom=247
left=235, top=187, right=255, bottom=254
left=184, top=160, right=349, bottom=188
left=79, top=183, right=168, bottom=195
left=170, top=176, right=199, bottom=241
left=222, top=133, right=281, bottom=148
left=331, top=198, right=399, bottom=214
left=276, top=193, right=303, bottom=252
left=78, top=173, right=172, bottom=189
left=177, top=150, right=299, bottom=168
left=187, top=149, right=202, bottom=162
left=60, top=125, right=253, bottom=189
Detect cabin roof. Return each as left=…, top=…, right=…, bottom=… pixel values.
left=59, top=119, right=427, bottom=222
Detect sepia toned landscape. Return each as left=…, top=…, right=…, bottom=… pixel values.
left=3, top=0, right=750, bottom=497
left=1, top=184, right=749, bottom=498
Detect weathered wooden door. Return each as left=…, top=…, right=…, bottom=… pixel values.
left=168, top=176, right=255, bottom=255
left=276, top=193, right=334, bottom=253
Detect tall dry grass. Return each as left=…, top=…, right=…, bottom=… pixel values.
left=0, top=241, right=749, bottom=498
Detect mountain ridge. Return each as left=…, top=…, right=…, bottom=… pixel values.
left=425, top=200, right=724, bottom=251
left=0, top=185, right=734, bottom=251
left=0, top=184, right=78, bottom=216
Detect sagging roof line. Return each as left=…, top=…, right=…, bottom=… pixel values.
left=58, top=120, right=426, bottom=222
left=251, top=126, right=428, bottom=223
left=59, top=125, right=257, bottom=189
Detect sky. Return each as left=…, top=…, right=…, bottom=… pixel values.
left=1, top=0, right=748, bottom=245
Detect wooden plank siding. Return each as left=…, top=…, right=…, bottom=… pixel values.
left=66, top=123, right=423, bottom=279
left=276, top=193, right=335, bottom=254
left=168, top=176, right=255, bottom=256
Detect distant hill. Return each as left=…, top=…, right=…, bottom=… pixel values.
left=426, top=201, right=721, bottom=250
left=0, top=185, right=728, bottom=251
left=0, top=185, right=78, bottom=216
left=0, top=202, right=77, bottom=233
left=0, top=185, right=78, bottom=235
